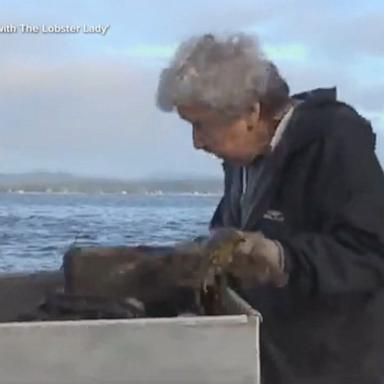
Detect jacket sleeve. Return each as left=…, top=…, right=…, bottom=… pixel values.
left=280, top=108, right=384, bottom=296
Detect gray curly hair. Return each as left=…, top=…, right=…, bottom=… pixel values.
left=156, top=33, right=290, bottom=118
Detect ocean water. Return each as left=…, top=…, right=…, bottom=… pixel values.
left=0, top=193, right=220, bottom=273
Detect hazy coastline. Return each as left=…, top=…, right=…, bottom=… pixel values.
left=0, top=172, right=223, bottom=195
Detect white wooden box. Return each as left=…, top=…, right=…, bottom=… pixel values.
left=0, top=288, right=262, bottom=384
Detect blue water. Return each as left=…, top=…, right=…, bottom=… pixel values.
left=0, top=193, right=220, bottom=273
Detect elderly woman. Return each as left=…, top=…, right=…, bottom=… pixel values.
left=156, top=34, right=384, bottom=384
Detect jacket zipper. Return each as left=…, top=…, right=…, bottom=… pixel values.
left=241, top=166, right=247, bottom=197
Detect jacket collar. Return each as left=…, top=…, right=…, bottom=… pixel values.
left=222, top=87, right=338, bottom=170
left=234, top=87, right=339, bottom=229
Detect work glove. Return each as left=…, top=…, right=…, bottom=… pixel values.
left=208, top=228, right=288, bottom=288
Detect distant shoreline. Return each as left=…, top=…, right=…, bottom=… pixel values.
left=0, top=190, right=222, bottom=197
left=0, top=172, right=223, bottom=195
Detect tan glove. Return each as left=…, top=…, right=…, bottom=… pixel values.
left=207, top=229, right=288, bottom=288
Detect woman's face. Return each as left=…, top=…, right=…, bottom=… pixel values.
left=177, top=104, right=272, bottom=165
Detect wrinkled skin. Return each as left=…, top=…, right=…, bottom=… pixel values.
left=177, top=104, right=274, bottom=165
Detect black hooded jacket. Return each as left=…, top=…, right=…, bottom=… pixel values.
left=210, top=88, right=384, bottom=383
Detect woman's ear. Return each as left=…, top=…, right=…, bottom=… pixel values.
left=246, top=102, right=261, bottom=131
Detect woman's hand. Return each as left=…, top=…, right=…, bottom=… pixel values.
left=208, top=228, right=288, bottom=288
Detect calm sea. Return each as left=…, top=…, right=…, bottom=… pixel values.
left=0, top=193, right=220, bottom=272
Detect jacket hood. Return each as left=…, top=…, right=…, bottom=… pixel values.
left=292, top=87, right=337, bottom=104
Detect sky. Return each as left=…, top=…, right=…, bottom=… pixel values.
left=0, top=0, right=383, bottom=178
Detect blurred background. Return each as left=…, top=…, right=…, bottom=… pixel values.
left=0, top=0, right=383, bottom=178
